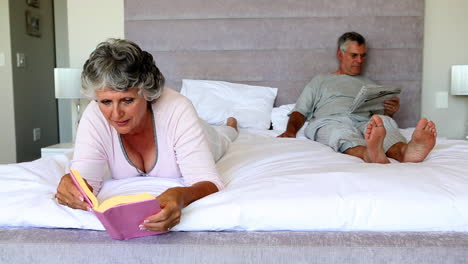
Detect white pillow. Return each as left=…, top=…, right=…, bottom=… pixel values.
left=181, top=79, right=278, bottom=130
left=271, top=103, right=295, bottom=131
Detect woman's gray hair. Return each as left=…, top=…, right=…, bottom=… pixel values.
left=81, top=38, right=165, bottom=102
left=337, top=32, right=366, bottom=53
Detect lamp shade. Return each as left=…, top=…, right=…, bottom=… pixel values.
left=54, top=68, right=84, bottom=99
left=451, top=65, right=468, bottom=95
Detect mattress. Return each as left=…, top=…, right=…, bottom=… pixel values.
left=1, top=129, right=468, bottom=233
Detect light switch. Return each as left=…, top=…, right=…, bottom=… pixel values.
left=435, top=91, right=448, bottom=109
left=16, top=53, right=26, bottom=68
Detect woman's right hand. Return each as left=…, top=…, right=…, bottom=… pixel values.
left=55, top=174, right=92, bottom=211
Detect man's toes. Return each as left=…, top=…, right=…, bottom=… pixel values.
left=371, top=115, right=384, bottom=126
left=416, top=118, right=428, bottom=130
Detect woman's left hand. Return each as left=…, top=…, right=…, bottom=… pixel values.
left=141, top=182, right=218, bottom=232
left=141, top=187, right=185, bottom=232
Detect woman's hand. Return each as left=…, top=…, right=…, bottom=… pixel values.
left=141, top=187, right=185, bottom=232
left=55, top=174, right=92, bottom=211
left=141, top=181, right=218, bottom=232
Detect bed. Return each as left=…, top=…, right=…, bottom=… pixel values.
left=1, top=126, right=468, bottom=263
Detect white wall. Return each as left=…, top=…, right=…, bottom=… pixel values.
left=54, top=0, right=73, bottom=143
left=67, top=0, right=124, bottom=67
left=57, top=0, right=124, bottom=141
left=422, top=0, right=468, bottom=139
left=0, top=0, right=17, bottom=163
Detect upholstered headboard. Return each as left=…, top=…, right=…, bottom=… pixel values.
left=125, top=0, right=424, bottom=128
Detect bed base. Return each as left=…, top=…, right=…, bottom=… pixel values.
left=1, top=228, right=467, bottom=263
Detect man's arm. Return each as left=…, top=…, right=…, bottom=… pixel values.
left=277, top=111, right=307, bottom=138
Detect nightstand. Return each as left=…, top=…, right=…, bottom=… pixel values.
left=41, top=143, right=74, bottom=157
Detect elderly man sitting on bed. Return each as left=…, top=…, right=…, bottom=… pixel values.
left=278, top=32, right=437, bottom=163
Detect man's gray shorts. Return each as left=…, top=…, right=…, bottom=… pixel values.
left=305, top=115, right=407, bottom=153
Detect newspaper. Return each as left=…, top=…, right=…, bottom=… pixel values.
left=349, top=84, right=402, bottom=113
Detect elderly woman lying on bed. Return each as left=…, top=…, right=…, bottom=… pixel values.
left=55, top=39, right=238, bottom=232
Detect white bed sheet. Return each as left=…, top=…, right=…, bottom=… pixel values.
left=1, top=129, right=468, bottom=232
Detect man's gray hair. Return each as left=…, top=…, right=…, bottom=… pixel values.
left=81, top=38, right=165, bottom=102
left=337, top=32, right=366, bottom=53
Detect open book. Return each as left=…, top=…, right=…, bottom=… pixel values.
left=349, top=84, right=402, bottom=113
left=69, top=169, right=163, bottom=240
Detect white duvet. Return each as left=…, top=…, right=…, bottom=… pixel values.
left=1, top=129, right=468, bottom=232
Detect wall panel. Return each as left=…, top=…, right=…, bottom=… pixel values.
left=125, top=0, right=424, bottom=127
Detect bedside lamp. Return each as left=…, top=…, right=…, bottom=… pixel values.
left=54, top=68, right=85, bottom=141
left=451, top=65, right=468, bottom=140
left=54, top=68, right=83, bottom=98
left=451, top=65, right=468, bottom=95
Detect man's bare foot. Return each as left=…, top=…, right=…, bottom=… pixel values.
left=363, top=115, right=390, bottom=163
left=226, top=117, right=238, bottom=132
left=402, top=118, right=436, bottom=162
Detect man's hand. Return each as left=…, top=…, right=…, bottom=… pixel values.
left=278, top=131, right=297, bottom=138
left=383, top=97, right=400, bottom=117
left=276, top=111, right=306, bottom=138
left=55, top=174, right=92, bottom=211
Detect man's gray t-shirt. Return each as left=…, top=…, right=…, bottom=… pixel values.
left=292, top=74, right=376, bottom=120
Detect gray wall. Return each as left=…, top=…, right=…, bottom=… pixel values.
left=125, top=0, right=424, bottom=128
left=9, top=0, right=58, bottom=162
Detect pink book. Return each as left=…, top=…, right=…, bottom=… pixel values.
left=69, top=169, right=164, bottom=240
